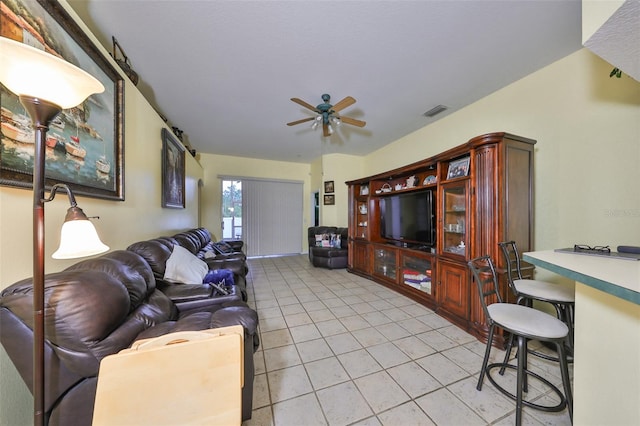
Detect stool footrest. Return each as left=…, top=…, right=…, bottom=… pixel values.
left=486, top=363, right=567, bottom=413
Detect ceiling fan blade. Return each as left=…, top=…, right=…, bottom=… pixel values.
left=291, top=98, right=320, bottom=113
left=331, top=96, right=356, bottom=113
left=323, top=122, right=330, bottom=137
left=339, top=116, right=366, bottom=127
left=287, top=117, right=316, bottom=126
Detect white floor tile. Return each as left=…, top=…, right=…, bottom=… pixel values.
left=352, top=327, right=388, bottom=347
left=377, top=401, right=435, bottom=426
left=272, top=393, right=327, bottom=426
left=261, top=328, right=294, bottom=350
left=416, top=352, right=469, bottom=386
left=316, top=319, right=348, bottom=337
left=267, top=364, right=313, bottom=403
left=296, top=338, right=334, bottom=363
left=325, top=332, right=363, bottom=355
left=338, top=349, right=383, bottom=379
left=366, top=342, right=410, bottom=368
left=386, top=361, right=442, bottom=398
left=289, top=323, right=322, bottom=343
left=305, top=357, right=350, bottom=390
left=263, top=345, right=302, bottom=371
left=354, top=370, right=410, bottom=413
left=415, top=388, right=486, bottom=426
left=316, top=381, right=373, bottom=426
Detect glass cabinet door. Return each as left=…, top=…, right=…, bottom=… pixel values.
left=356, top=200, right=368, bottom=239
left=401, top=254, right=434, bottom=295
left=441, top=183, right=468, bottom=257
left=373, top=246, right=397, bottom=281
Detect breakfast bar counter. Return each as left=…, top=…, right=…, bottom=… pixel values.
left=524, top=250, right=640, bottom=425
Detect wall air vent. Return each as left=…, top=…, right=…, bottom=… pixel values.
left=423, top=105, right=448, bottom=117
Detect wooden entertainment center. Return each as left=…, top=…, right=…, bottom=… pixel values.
left=346, top=132, right=536, bottom=344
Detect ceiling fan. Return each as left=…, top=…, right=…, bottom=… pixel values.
left=287, top=93, right=366, bottom=137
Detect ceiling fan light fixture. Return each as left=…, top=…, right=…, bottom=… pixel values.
left=311, top=115, right=321, bottom=130
left=327, top=124, right=334, bottom=135
left=423, top=104, right=448, bottom=117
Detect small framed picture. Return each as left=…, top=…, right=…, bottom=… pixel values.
left=324, top=180, right=335, bottom=194
left=446, top=157, right=470, bottom=179
left=161, top=128, right=186, bottom=208
left=324, top=194, right=335, bottom=205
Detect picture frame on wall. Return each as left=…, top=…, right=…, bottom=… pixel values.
left=324, top=180, right=335, bottom=194
left=446, top=156, right=471, bottom=179
left=161, top=128, right=185, bottom=208
left=0, top=0, right=125, bottom=200
left=324, top=194, right=335, bottom=205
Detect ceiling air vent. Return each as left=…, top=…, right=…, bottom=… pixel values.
left=423, top=105, right=448, bottom=117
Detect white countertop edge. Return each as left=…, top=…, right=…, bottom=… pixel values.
left=524, top=250, right=640, bottom=306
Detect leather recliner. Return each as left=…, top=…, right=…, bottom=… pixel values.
left=308, top=226, right=349, bottom=269
left=0, top=250, right=259, bottom=425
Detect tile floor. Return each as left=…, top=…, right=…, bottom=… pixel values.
left=241, top=255, right=573, bottom=426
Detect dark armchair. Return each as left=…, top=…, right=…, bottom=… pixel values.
left=307, top=226, right=349, bottom=269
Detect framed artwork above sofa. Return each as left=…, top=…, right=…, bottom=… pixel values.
left=161, top=128, right=185, bottom=208
left=0, top=0, right=125, bottom=201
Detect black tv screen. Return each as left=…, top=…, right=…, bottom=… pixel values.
left=380, top=189, right=435, bottom=246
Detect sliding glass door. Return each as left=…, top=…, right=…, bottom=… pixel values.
left=221, top=178, right=303, bottom=257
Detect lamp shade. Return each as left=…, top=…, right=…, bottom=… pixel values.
left=52, top=206, right=109, bottom=259
left=52, top=219, right=109, bottom=259
left=0, top=37, right=104, bottom=109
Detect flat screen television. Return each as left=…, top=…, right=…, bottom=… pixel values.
left=379, top=189, right=436, bottom=247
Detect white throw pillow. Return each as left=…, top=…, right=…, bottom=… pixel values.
left=164, top=245, right=208, bottom=284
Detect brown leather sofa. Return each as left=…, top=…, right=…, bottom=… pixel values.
left=308, top=226, right=349, bottom=269
left=127, top=228, right=249, bottom=302
left=0, top=250, right=259, bottom=425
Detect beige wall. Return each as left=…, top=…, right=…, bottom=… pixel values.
left=319, top=153, right=365, bottom=227
left=0, top=2, right=203, bottom=424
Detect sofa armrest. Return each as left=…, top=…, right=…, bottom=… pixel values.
left=205, top=257, right=248, bottom=277
left=173, top=293, right=243, bottom=316
left=225, top=240, right=244, bottom=252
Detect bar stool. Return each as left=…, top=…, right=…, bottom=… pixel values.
left=469, top=256, right=573, bottom=426
left=498, top=241, right=575, bottom=360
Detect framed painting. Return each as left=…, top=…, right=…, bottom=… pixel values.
left=0, top=0, right=125, bottom=200
left=161, top=128, right=185, bottom=209
left=324, top=180, right=334, bottom=194
left=323, top=194, right=335, bottom=205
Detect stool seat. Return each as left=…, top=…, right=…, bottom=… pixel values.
left=488, top=303, right=569, bottom=340
left=514, top=279, right=575, bottom=304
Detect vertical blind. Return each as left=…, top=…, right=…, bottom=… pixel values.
left=241, top=178, right=303, bottom=257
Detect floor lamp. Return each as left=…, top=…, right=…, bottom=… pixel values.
left=0, top=37, right=109, bottom=425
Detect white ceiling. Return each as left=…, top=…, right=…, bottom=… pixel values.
left=68, top=0, right=583, bottom=163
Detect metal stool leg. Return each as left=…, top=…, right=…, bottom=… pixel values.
left=500, top=332, right=515, bottom=375
left=556, top=341, right=574, bottom=422
left=515, top=335, right=526, bottom=426
left=477, top=323, right=496, bottom=391
left=562, top=303, right=575, bottom=355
